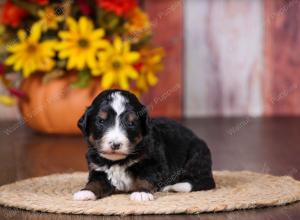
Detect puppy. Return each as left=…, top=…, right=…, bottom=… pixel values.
left=73, top=89, right=215, bottom=202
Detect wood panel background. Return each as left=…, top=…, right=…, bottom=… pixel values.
left=142, top=0, right=183, bottom=118
left=184, top=0, right=264, bottom=117
left=264, top=0, right=300, bottom=115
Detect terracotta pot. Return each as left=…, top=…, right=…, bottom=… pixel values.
left=18, top=73, right=103, bottom=135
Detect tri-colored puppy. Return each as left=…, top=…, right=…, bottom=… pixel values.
left=74, top=89, right=215, bottom=202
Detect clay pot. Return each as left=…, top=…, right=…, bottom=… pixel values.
left=18, top=73, right=102, bottom=135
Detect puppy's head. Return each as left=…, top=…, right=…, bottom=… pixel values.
left=78, top=89, right=149, bottom=161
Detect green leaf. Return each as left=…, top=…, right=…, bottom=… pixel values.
left=131, top=34, right=152, bottom=50
left=96, top=10, right=125, bottom=35
left=0, top=25, right=5, bottom=36
left=70, top=70, right=91, bottom=89
left=12, top=0, right=40, bottom=16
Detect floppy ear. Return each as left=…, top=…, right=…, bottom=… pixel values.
left=78, top=106, right=93, bottom=136
left=140, top=105, right=150, bottom=136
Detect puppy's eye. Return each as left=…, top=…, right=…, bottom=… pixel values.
left=127, top=112, right=137, bottom=128
left=96, top=118, right=105, bottom=127
left=97, top=111, right=107, bottom=126
left=99, top=118, right=104, bottom=123
left=127, top=121, right=135, bottom=127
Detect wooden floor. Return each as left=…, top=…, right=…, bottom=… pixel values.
left=0, top=118, right=299, bottom=220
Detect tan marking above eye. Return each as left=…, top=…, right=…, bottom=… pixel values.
left=88, top=135, right=95, bottom=144
left=128, top=112, right=137, bottom=122
left=99, top=111, right=108, bottom=120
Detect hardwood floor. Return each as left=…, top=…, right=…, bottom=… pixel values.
left=0, top=118, right=299, bottom=220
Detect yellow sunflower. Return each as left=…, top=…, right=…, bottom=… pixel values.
left=92, top=37, right=140, bottom=90
left=5, top=23, right=56, bottom=77
left=136, top=47, right=164, bottom=92
left=37, top=7, right=64, bottom=31
left=57, top=17, right=109, bottom=70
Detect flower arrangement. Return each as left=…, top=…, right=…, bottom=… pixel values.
left=0, top=0, right=164, bottom=105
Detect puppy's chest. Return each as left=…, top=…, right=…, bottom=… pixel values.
left=91, top=163, right=134, bottom=191
left=105, top=165, right=133, bottom=191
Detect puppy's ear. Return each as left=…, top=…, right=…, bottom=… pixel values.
left=140, top=105, right=150, bottom=136
left=78, top=106, right=93, bottom=136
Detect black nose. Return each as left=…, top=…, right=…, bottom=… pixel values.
left=111, top=142, right=121, bottom=150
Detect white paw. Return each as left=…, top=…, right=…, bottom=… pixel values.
left=73, top=190, right=96, bottom=201
left=162, top=182, right=192, bottom=192
left=130, top=192, right=154, bottom=202
left=162, top=185, right=171, bottom=192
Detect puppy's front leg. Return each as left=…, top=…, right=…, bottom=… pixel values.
left=129, top=178, right=156, bottom=202
left=73, top=170, right=114, bottom=201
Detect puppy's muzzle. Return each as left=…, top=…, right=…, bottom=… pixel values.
left=110, top=141, right=122, bottom=150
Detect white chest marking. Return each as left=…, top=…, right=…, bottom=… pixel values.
left=90, top=161, right=137, bottom=191
left=106, top=165, right=133, bottom=191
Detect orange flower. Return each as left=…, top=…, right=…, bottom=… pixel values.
left=96, top=0, right=137, bottom=16
left=125, top=7, right=151, bottom=42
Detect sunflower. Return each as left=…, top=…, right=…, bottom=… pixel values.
left=136, top=47, right=164, bottom=92
left=5, top=23, right=56, bottom=77
left=37, top=7, right=64, bottom=31
left=57, top=17, right=109, bottom=70
left=92, top=37, right=140, bottom=89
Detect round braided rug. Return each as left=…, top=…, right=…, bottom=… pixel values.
left=0, top=171, right=299, bottom=216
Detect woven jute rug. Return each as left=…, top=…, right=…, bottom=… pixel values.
left=0, top=171, right=299, bottom=216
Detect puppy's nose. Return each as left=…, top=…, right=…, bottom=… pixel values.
left=111, top=142, right=121, bottom=150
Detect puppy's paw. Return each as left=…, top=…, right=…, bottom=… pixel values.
left=130, top=192, right=154, bottom=202
left=73, top=190, right=96, bottom=201
left=162, top=182, right=192, bottom=192
left=162, top=185, right=172, bottom=192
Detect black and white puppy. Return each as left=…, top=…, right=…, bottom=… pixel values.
left=74, top=89, right=215, bottom=202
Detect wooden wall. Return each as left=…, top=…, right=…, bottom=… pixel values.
left=184, top=0, right=264, bottom=117
left=143, top=0, right=183, bottom=118
left=185, top=0, right=300, bottom=117
left=264, top=0, right=300, bottom=116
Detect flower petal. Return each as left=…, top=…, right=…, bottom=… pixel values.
left=79, top=16, right=93, bottom=34
left=114, top=37, right=123, bottom=53
left=29, top=23, right=42, bottom=42
left=125, top=52, right=140, bottom=63
left=92, top=29, right=105, bottom=39
left=17, top=30, right=27, bottom=42
left=119, top=73, right=130, bottom=89
left=66, top=17, right=78, bottom=33
left=147, top=71, right=158, bottom=85
left=101, top=71, right=115, bottom=88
